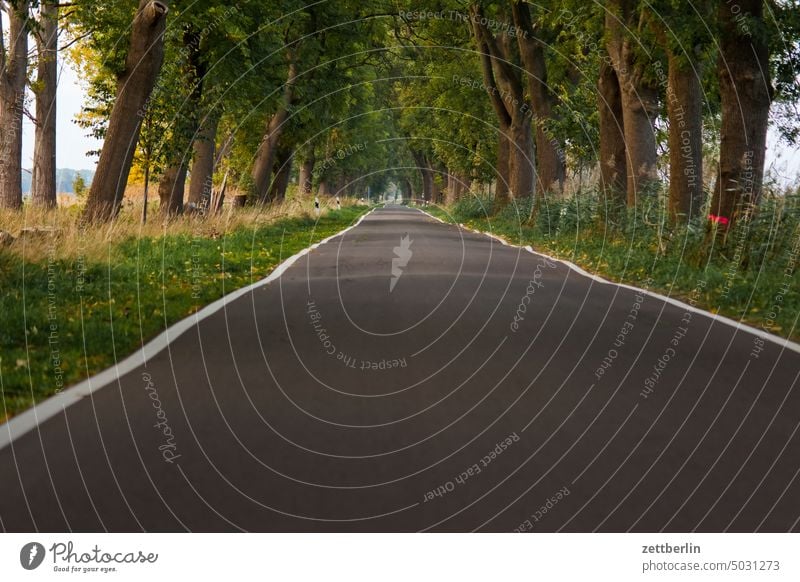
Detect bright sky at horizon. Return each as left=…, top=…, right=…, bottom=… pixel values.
left=20, top=60, right=102, bottom=171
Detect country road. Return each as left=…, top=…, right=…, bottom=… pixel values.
left=1, top=205, right=798, bottom=532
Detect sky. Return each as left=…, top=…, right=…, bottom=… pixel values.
left=767, top=128, right=800, bottom=187
left=21, top=60, right=102, bottom=171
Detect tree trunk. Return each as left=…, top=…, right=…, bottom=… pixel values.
left=445, top=172, right=469, bottom=205
left=251, top=60, right=297, bottom=203
left=267, top=144, right=293, bottom=202
left=0, top=1, right=29, bottom=210
left=597, top=62, right=627, bottom=205
left=666, top=53, right=703, bottom=222
left=271, top=164, right=292, bottom=201
left=509, top=117, right=536, bottom=200
left=619, top=83, right=659, bottom=205
left=331, top=177, right=344, bottom=198
left=403, top=178, right=414, bottom=203
left=158, top=163, right=187, bottom=216
left=430, top=160, right=443, bottom=203
left=82, top=0, right=169, bottom=222
left=422, top=168, right=434, bottom=202
left=709, top=0, right=771, bottom=229
left=533, top=118, right=564, bottom=196
left=141, top=163, right=150, bottom=224
left=446, top=172, right=457, bottom=205
left=512, top=1, right=566, bottom=196
left=157, top=23, right=203, bottom=218
left=606, top=0, right=659, bottom=206
left=470, top=5, right=514, bottom=207
left=188, top=113, right=219, bottom=210
left=472, top=4, right=535, bottom=203
left=346, top=178, right=356, bottom=198
left=422, top=166, right=434, bottom=202
left=210, top=170, right=228, bottom=214
left=251, top=113, right=284, bottom=201
left=31, top=0, right=58, bottom=209
left=411, top=150, right=435, bottom=202
left=495, top=130, right=511, bottom=201
left=298, top=150, right=315, bottom=195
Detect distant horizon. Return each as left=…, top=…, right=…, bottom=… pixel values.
left=22, top=167, right=96, bottom=173
left=20, top=168, right=94, bottom=195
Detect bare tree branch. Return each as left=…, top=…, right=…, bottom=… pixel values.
left=59, top=28, right=92, bottom=51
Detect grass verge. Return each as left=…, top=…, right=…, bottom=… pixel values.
left=0, top=204, right=369, bottom=421
left=423, top=193, right=800, bottom=343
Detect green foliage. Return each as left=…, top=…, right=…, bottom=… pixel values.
left=72, top=173, right=87, bottom=198
left=46, top=0, right=800, bottom=342
left=61, top=0, right=800, bottom=191
left=450, top=192, right=496, bottom=219
left=768, top=0, right=800, bottom=144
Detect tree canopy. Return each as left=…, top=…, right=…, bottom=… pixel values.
left=0, top=0, right=798, bottom=233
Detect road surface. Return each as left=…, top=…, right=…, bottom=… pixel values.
left=1, top=205, right=799, bottom=532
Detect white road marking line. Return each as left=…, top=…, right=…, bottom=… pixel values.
left=416, top=207, right=800, bottom=356
left=0, top=209, right=376, bottom=451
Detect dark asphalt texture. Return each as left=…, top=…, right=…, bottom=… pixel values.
left=1, top=205, right=799, bottom=532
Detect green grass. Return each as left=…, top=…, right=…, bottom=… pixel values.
left=0, top=206, right=368, bottom=421
left=423, top=191, right=800, bottom=342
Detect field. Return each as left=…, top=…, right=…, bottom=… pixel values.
left=0, top=201, right=369, bottom=421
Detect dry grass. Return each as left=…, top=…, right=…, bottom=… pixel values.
left=0, top=201, right=370, bottom=420
left=0, top=194, right=349, bottom=264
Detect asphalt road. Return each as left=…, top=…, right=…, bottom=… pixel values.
left=1, top=205, right=799, bottom=532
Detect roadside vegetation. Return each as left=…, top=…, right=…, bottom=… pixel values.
left=2, top=0, right=800, bottom=417
left=0, top=202, right=368, bottom=421
left=427, top=186, right=800, bottom=342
